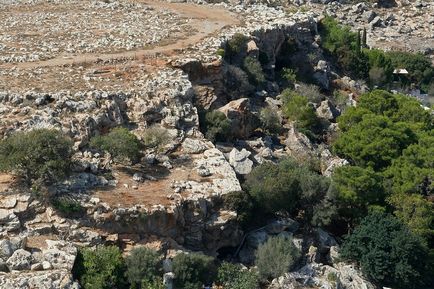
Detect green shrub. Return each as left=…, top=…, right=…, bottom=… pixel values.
left=281, top=89, right=322, bottom=137
left=51, top=197, right=85, bottom=217
left=216, top=262, right=259, bottom=289
left=244, top=160, right=300, bottom=214
left=223, top=65, right=253, bottom=97
left=172, top=253, right=216, bottom=289
left=90, top=127, right=142, bottom=164
left=245, top=158, right=330, bottom=223
left=0, top=129, right=73, bottom=185
left=243, top=56, right=266, bottom=85
left=125, top=247, right=161, bottom=289
left=341, top=212, right=430, bottom=288
left=319, top=16, right=368, bottom=79
left=280, top=67, right=297, bottom=83
left=225, top=33, right=249, bottom=62
left=295, top=83, right=322, bottom=103
left=73, top=246, right=127, bottom=289
left=223, top=190, right=255, bottom=227
left=141, top=125, right=170, bottom=152
left=255, top=236, right=300, bottom=281
left=203, top=110, right=231, bottom=142
left=259, top=107, right=281, bottom=134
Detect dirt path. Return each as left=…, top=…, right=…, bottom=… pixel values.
left=0, top=0, right=239, bottom=69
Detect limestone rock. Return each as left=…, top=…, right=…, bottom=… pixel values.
left=228, top=148, right=254, bottom=175
left=218, top=98, right=256, bottom=139
left=316, top=100, right=339, bottom=121
left=6, top=249, right=32, bottom=271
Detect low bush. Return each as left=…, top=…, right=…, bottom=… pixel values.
left=245, top=158, right=330, bottom=224
left=125, top=247, right=161, bottom=289
left=259, top=107, right=281, bottom=134
left=223, top=190, right=255, bottom=227
left=203, top=110, right=231, bottom=142
left=281, top=89, right=322, bottom=138
left=51, top=197, right=85, bottom=217
left=73, top=246, right=127, bottom=289
left=225, top=33, right=249, bottom=62
left=90, top=127, right=142, bottom=164
left=243, top=56, right=266, bottom=86
left=255, top=236, right=300, bottom=281
left=141, top=125, right=170, bottom=152
left=216, top=262, right=259, bottom=289
left=172, top=253, right=216, bottom=289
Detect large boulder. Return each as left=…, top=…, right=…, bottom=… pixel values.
left=6, top=249, right=32, bottom=271
left=228, top=148, right=254, bottom=175
left=218, top=98, right=256, bottom=139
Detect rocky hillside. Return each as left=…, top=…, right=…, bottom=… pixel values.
left=0, top=0, right=433, bottom=289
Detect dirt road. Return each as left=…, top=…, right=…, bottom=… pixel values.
left=0, top=0, right=239, bottom=69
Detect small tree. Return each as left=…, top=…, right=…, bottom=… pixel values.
left=0, top=129, right=73, bottom=185
left=172, top=253, right=216, bottom=289
left=73, top=246, right=127, bottom=289
left=216, top=262, right=259, bottom=289
left=90, top=127, right=142, bottom=163
left=255, top=236, right=300, bottom=281
left=125, top=247, right=162, bottom=289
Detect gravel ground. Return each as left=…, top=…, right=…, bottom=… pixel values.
left=0, top=0, right=193, bottom=63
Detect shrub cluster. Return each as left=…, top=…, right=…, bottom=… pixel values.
left=90, top=127, right=142, bottom=164
left=0, top=129, right=73, bottom=185
left=319, top=16, right=434, bottom=92
left=255, top=236, right=300, bottom=281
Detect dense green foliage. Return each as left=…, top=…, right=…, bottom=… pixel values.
left=334, top=90, right=432, bottom=171
left=244, top=158, right=331, bottom=224
left=73, top=246, right=127, bottom=289
left=243, top=56, right=266, bottom=86
left=281, top=89, right=322, bottom=138
left=203, top=110, right=231, bottom=142
left=319, top=16, right=368, bottom=79
left=334, top=113, right=415, bottom=170
left=0, top=129, right=73, bottom=185
left=331, top=165, right=385, bottom=226
left=90, top=127, right=142, bottom=163
left=223, top=190, right=255, bottom=227
left=125, top=247, right=161, bottom=289
left=319, top=17, right=434, bottom=92
left=255, top=236, right=300, bottom=281
left=216, top=262, right=259, bottom=289
left=51, top=197, right=85, bottom=217
left=225, top=33, right=249, bottom=63
left=341, top=213, right=430, bottom=288
left=172, top=253, right=216, bottom=289
left=333, top=91, right=433, bottom=234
